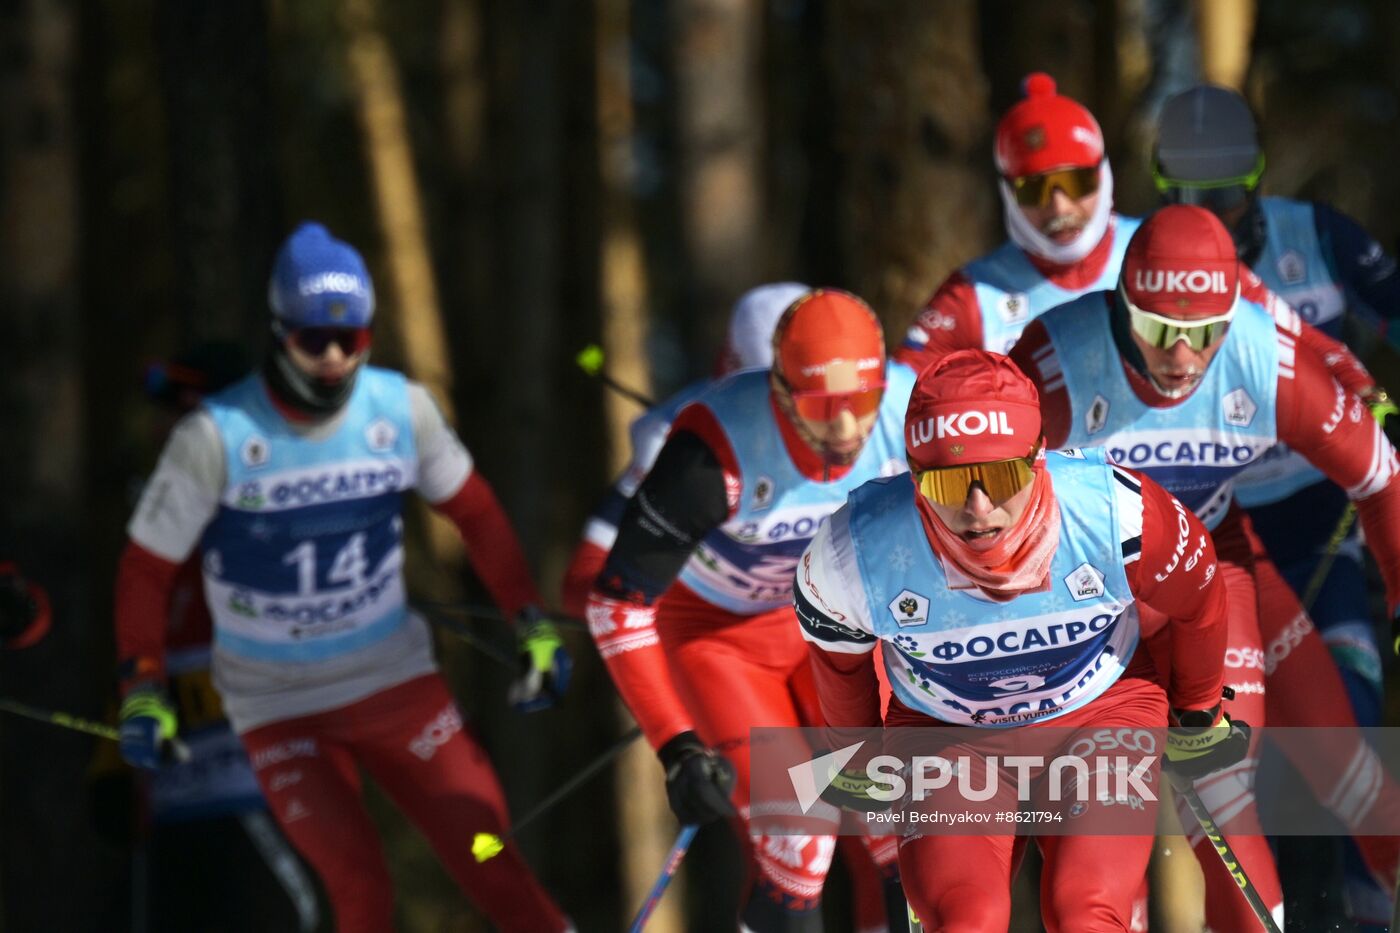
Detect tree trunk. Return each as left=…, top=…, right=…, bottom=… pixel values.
left=671, top=0, right=765, bottom=367
left=594, top=3, right=685, bottom=928
left=828, top=0, right=994, bottom=334
left=1194, top=0, right=1255, bottom=91
left=156, top=0, right=280, bottom=342
left=0, top=2, right=110, bottom=930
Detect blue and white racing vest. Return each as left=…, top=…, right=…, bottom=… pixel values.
left=200, top=368, right=417, bottom=663
left=1042, top=293, right=1279, bottom=530
left=967, top=215, right=1141, bottom=353
left=843, top=450, right=1135, bottom=726
left=678, top=362, right=916, bottom=614
left=1234, top=197, right=1349, bottom=507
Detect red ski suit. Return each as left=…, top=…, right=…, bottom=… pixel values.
left=1011, top=299, right=1400, bottom=932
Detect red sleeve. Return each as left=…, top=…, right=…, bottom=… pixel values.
left=1276, top=337, right=1400, bottom=614
left=893, top=271, right=986, bottom=373
left=1007, top=319, right=1071, bottom=448
left=1244, top=271, right=1375, bottom=395
left=114, top=541, right=185, bottom=688
left=432, top=470, right=542, bottom=620
left=585, top=593, right=693, bottom=749
left=1124, top=472, right=1227, bottom=712
left=807, top=644, right=882, bottom=729
left=561, top=540, right=607, bottom=618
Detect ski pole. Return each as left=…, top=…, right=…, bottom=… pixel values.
left=471, top=726, right=644, bottom=862
left=627, top=824, right=699, bottom=932
left=1300, top=502, right=1356, bottom=613
left=416, top=606, right=521, bottom=669
left=576, top=344, right=655, bottom=409
left=0, top=697, right=190, bottom=761
left=1169, top=775, right=1282, bottom=933
left=1303, top=397, right=1395, bottom=613
left=1392, top=868, right=1400, bottom=933
left=0, top=697, right=121, bottom=741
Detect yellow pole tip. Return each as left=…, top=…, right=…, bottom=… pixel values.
left=471, top=832, right=505, bottom=863
left=575, top=344, right=605, bottom=375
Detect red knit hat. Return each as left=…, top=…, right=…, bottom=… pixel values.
left=773, top=289, right=885, bottom=393
left=1121, top=205, right=1240, bottom=318
left=906, top=350, right=1042, bottom=469
left=994, top=73, right=1104, bottom=178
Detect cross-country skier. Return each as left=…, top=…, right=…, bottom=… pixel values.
left=112, top=222, right=573, bottom=932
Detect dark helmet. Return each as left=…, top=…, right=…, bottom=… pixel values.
left=1153, top=85, right=1267, bottom=261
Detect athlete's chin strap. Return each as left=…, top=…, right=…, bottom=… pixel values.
left=1000, top=160, right=1115, bottom=266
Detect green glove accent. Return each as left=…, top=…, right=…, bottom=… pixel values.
left=520, top=619, right=564, bottom=672
left=119, top=688, right=178, bottom=742
left=1166, top=709, right=1250, bottom=780
left=509, top=610, right=572, bottom=712
left=1368, top=389, right=1398, bottom=425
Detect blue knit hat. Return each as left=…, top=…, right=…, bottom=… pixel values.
left=267, top=222, right=375, bottom=328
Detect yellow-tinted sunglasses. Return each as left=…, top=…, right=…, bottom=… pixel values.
left=1008, top=164, right=1102, bottom=208
left=917, top=448, right=1039, bottom=507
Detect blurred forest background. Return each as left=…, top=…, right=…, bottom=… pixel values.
left=1, top=0, right=1398, bottom=930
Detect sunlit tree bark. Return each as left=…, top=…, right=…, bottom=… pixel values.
left=594, top=0, right=683, bottom=927
left=341, top=0, right=465, bottom=576
left=828, top=0, right=993, bottom=335
left=1194, top=0, right=1255, bottom=91
left=671, top=0, right=765, bottom=363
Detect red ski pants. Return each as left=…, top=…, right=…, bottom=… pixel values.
left=240, top=673, right=568, bottom=933
left=886, top=659, right=1169, bottom=932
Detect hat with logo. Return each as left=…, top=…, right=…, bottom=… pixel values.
left=720, top=282, right=811, bottom=374
left=268, top=222, right=376, bottom=328
left=1121, top=205, right=1239, bottom=319
left=994, top=73, right=1104, bottom=178
left=772, top=289, right=885, bottom=393
left=905, top=349, right=1042, bottom=469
